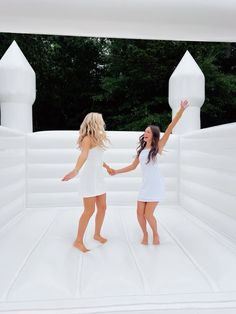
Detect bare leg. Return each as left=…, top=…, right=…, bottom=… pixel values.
left=73, top=196, right=96, bottom=252
left=94, top=193, right=107, bottom=243
left=144, top=202, right=160, bottom=245
left=137, top=201, right=148, bottom=245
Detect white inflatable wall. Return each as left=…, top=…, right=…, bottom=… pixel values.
left=0, top=127, right=26, bottom=229
left=1, top=123, right=235, bottom=224
left=180, top=123, right=236, bottom=241
left=0, top=124, right=236, bottom=314
left=26, top=130, right=179, bottom=208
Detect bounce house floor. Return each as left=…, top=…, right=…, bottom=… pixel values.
left=1, top=205, right=236, bottom=314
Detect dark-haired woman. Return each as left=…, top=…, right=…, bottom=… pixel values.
left=111, top=100, right=188, bottom=245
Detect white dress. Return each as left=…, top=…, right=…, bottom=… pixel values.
left=137, top=149, right=165, bottom=202
left=78, top=146, right=106, bottom=198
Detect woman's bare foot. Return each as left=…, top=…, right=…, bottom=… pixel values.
left=141, top=232, right=148, bottom=245
left=153, top=233, right=160, bottom=245
left=73, top=240, right=90, bottom=252
left=94, top=234, right=107, bottom=244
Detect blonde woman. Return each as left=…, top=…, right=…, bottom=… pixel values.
left=62, top=113, right=112, bottom=253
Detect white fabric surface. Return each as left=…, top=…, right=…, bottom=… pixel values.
left=0, top=124, right=235, bottom=313
left=137, top=150, right=165, bottom=202
left=78, top=146, right=106, bottom=197
left=0, top=1, right=235, bottom=42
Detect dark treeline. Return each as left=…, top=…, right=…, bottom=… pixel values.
left=0, top=33, right=235, bottom=131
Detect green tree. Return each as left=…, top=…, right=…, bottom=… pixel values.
left=0, top=34, right=235, bottom=131
left=98, top=39, right=236, bottom=131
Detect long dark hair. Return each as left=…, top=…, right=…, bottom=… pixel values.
left=137, top=125, right=160, bottom=163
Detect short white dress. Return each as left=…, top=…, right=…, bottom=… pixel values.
left=137, top=149, right=165, bottom=202
left=78, top=146, right=106, bottom=198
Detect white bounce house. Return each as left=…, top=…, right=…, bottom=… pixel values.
left=0, top=1, right=236, bottom=313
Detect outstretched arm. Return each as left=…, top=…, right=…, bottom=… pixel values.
left=159, top=100, right=188, bottom=152
left=62, top=137, right=90, bottom=181
left=112, top=157, right=139, bottom=175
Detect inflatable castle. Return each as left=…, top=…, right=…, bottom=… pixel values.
left=0, top=1, right=236, bottom=313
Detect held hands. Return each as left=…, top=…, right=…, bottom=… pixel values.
left=110, top=168, right=117, bottom=176
left=62, top=169, right=78, bottom=181
left=106, top=167, right=117, bottom=176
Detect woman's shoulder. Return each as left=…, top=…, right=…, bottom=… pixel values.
left=80, top=136, right=93, bottom=150
left=83, top=136, right=104, bottom=150
left=81, top=136, right=91, bottom=145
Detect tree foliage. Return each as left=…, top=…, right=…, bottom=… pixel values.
left=0, top=33, right=235, bottom=131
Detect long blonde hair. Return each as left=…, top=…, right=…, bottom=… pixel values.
left=77, top=112, right=108, bottom=148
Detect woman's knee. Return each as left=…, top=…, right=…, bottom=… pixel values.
left=137, top=209, right=145, bottom=218
left=144, top=212, right=153, bottom=220
left=83, top=207, right=95, bottom=217
left=98, top=205, right=106, bottom=213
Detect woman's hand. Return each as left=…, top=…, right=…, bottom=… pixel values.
left=105, top=167, right=117, bottom=175
left=62, top=169, right=78, bottom=181
left=107, top=167, right=117, bottom=175
left=109, top=169, right=118, bottom=176
left=180, top=99, right=189, bottom=111
left=106, top=167, right=113, bottom=175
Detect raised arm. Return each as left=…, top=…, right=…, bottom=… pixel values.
left=113, top=157, right=139, bottom=175
left=159, top=100, right=188, bottom=151
left=62, top=136, right=90, bottom=181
